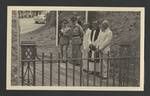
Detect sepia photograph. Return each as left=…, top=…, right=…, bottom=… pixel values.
left=6, top=6, right=144, bottom=91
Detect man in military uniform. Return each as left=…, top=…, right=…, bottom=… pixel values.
left=70, top=16, right=84, bottom=66
left=59, top=19, right=71, bottom=62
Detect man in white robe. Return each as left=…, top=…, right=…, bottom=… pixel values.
left=83, top=21, right=101, bottom=73
left=82, top=24, right=92, bottom=71
left=95, top=20, right=113, bottom=78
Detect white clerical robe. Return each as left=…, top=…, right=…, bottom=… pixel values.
left=82, top=28, right=91, bottom=70
left=83, top=28, right=91, bottom=50
left=83, top=28, right=100, bottom=72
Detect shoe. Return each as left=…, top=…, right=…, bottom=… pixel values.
left=62, top=60, right=66, bottom=63
left=83, top=69, right=87, bottom=72
left=75, top=64, right=80, bottom=66
left=89, top=71, right=94, bottom=75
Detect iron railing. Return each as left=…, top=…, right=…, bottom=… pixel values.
left=20, top=41, right=139, bottom=86
left=21, top=52, right=139, bottom=86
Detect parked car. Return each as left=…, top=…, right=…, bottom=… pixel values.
left=34, top=14, right=46, bottom=24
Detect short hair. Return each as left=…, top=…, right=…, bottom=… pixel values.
left=71, top=16, right=77, bottom=22
left=102, top=20, right=109, bottom=26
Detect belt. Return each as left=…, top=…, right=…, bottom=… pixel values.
left=89, top=60, right=94, bottom=62
left=72, top=35, right=80, bottom=37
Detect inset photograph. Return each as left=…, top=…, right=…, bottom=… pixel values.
left=7, top=6, right=144, bottom=91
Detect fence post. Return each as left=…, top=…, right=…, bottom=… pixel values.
left=73, top=59, right=75, bottom=86
left=21, top=61, right=24, bottom=86
left=93, top=51, right=96, bottom=86
left=42, top=53, right=45, bottom=86
left=106, top=51, right=110, bottom=86
left=58, top=52, right=61, bottom=86
left=100, top=52, right=103, bottom=86
left=112, top=54, right=115, bottom=86
left=65, top=52, right=68, bottom=86
left=21, top=41, right=36, bottom=86
left=80, top=52, right=83, bottom=86
left=87, top=51, right=90, bottom=86
left=50, top=52, right=53, bottom=86
left=119, top=44, right=131, bottom=86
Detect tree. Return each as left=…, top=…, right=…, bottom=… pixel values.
left=46, top=11, right=56, bottom=27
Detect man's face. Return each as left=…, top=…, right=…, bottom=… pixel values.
left=92, top=23, right=97, bottom=30
left=73, top=27, right=79, bottom=32
left=101, top=23, right=108, bottom=31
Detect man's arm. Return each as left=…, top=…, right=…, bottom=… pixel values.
left=78, top=24, right=84, bottom=37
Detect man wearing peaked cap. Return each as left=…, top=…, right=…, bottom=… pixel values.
left=70, top=16, right=84, bottom=66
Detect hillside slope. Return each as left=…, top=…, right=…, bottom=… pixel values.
left=89, top=11, right=140, bottom=56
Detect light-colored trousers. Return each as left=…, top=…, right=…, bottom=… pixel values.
left=82, top=49, right=108, bottom=77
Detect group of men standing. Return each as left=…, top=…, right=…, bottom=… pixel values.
left=59, top=16, right=84, bottom=65
left=59, top=16, right=113, bottom=79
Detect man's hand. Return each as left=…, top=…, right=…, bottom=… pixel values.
left=89, top=44, right=96, bottom=51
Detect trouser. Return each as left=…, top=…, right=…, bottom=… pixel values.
left=83, top=50, right=100, bottom=72
left=60, top=45, right=68, bottom=61
left=101, top=57, right=108, bottom=77
left=82, top=50, right=108, bottom=77
left=82, top=49, right=88, bottom=67
left=72, top=44, right=82, bottom=65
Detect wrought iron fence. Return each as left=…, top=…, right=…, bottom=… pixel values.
left=20, top=41, right=139, bottom=86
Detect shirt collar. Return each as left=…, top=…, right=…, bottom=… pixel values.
left=101, top=27, right=110, bottom=33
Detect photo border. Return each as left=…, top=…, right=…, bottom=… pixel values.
left=6, top=6, right=145, bottom=91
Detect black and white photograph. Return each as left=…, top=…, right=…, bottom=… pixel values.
left=6, top=6, right=144, bottom=91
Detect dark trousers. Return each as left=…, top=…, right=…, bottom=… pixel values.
left=60, top=45, right=69, bottom=61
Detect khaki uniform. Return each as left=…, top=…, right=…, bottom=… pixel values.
left=59, top=27, right=70, bottom=45
left=59, top=27, right=71, bottom=60
left=71, top=24, right=84, bottom=65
